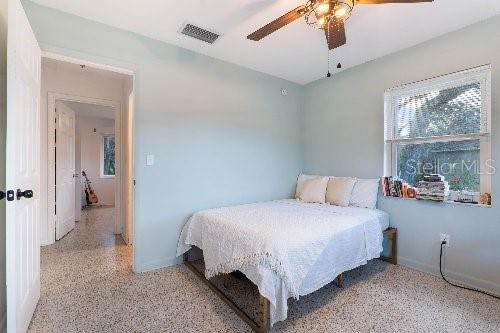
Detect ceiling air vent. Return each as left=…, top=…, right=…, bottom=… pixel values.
left=179, top=23, right=221, bottom=44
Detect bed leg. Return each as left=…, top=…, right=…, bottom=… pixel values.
left=336, top=273, right=344, bottom=288
left=259, top=295, right=270, bottom=333
left=223, top=274, right=231, bottom=289
left=390, top=228, right=398, bottom=265
left=381, top=227, right=398, bottom=265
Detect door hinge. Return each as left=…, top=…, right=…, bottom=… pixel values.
left=133, top=180, right=136, bottom=186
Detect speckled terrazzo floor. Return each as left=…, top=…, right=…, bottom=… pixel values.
left=29, top=207, right=500, bottom=333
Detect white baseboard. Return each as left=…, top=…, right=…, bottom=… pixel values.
left=398, top=256, right=500, bottom=297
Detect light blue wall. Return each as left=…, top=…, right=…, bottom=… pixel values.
left=302, top=16, right=500, bottom=293
left=22, top=1, right=304, bottom=272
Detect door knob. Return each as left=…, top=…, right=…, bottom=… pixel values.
left=16, top=189, right=34, bottom=200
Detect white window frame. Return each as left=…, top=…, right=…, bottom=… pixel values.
left=384, top=65, right=492, bottom=194
left=100, top=134, right=116, bottom=179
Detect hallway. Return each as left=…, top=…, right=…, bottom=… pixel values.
left=28, top=207, right=132, bottom=331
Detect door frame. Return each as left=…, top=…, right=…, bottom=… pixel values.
left=41, top=50, right=137, bottom=271
left=48, top=93, right=122, bottom=237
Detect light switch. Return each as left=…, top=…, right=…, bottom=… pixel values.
left=146, top=154, right=155, bottom=166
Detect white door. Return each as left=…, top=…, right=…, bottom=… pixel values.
left=55, top=102, right=76, bottom=240
left=6, top=0, right=42, bottom=332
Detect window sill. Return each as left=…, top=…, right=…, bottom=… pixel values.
left=381, top=196, right=492, bottom=208
left=100, top=175, right=115, bottom=179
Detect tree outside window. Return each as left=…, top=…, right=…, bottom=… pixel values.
left=101, top=135, right=115, bottom=177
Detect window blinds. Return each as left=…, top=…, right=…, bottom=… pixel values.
left=384, top=65, right=491, bottom=143
left=396, top=83, right=481, bottom=139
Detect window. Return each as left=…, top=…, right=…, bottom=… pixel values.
left=384, top=65, right=492, bottom=198
left=101, top=134, right=115, bottom=178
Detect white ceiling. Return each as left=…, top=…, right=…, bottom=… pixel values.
left=62, top=101, right=116, bottom=120
left=31, top=0, right=500, bottom=84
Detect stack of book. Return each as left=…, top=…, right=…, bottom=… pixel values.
left=401, top=183, right=417, bottom=199
left=416, top=174, right=450, bottom=202
left=381, top=177, right=416, bottom=199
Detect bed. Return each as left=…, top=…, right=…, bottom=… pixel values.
left=177, top=199, right=396, bottom=332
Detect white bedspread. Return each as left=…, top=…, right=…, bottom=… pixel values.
left=177, top=199, right=386, bottom=325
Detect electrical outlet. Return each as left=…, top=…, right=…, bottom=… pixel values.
left=440, top=233, right=450, bottom=246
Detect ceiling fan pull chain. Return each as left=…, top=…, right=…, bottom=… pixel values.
left=327, top=51, right=331, bottom=78
left=327, top=24, right=331, bottom=78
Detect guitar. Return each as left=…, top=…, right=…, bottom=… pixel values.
left=81, top=170, right=99, bottom=205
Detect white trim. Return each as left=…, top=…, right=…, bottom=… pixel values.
left=100, top=134, right=116, bottom=179
left=386, top=133, right=490, bottom=145
left=383, top=65, right=492, bottom=195
left=122, top=84, right=135, bottom=248
left=385, top=64, right=491, bottom=94
left=42, top=51, right=135, bottom=76
left=47, top=93, right=122, bottom=242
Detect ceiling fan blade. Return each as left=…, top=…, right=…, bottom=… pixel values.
left=247, top=6, right=305, bottom=41
left=325, top=19, right=346, bottom=50
left=356, top=0, right=433, bottom=4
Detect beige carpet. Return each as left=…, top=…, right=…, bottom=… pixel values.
left=28, top=207, right=500, bottom=332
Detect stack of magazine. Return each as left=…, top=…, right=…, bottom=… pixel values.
left=416, top=174, right=450, bottom=202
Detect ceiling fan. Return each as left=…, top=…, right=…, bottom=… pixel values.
left=247, top=0, right=434, bottom=52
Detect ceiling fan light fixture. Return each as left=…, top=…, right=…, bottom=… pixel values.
left=333, top=1, right=354, bottom=19
left=246, top=0, right=434, bottom=54
left=334, top=5, right=349, bottom=18
left=305, top=0, right=355, bottom=29
left=316, top=2, right=330, bottom=14
left=316, top=16, right=327, bottom=26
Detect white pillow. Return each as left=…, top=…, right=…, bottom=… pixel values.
left=326, top=177, right=356, bottom=207
left=349, top=179, right=380, bottom=209
left=297, top=177, right=329, bottom=204
left=295, top=174, right=321, bottom=199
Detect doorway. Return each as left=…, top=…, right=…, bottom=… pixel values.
left=43, top=57, right=135, bottom=251
left=49, top=95, right=121, bottom=241
left=54, top=99, right=118, bottom=240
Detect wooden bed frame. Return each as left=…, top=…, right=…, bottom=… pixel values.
left=380, top=227, right=398, bottom=265
left=184, top=227, right=398, bottom=333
